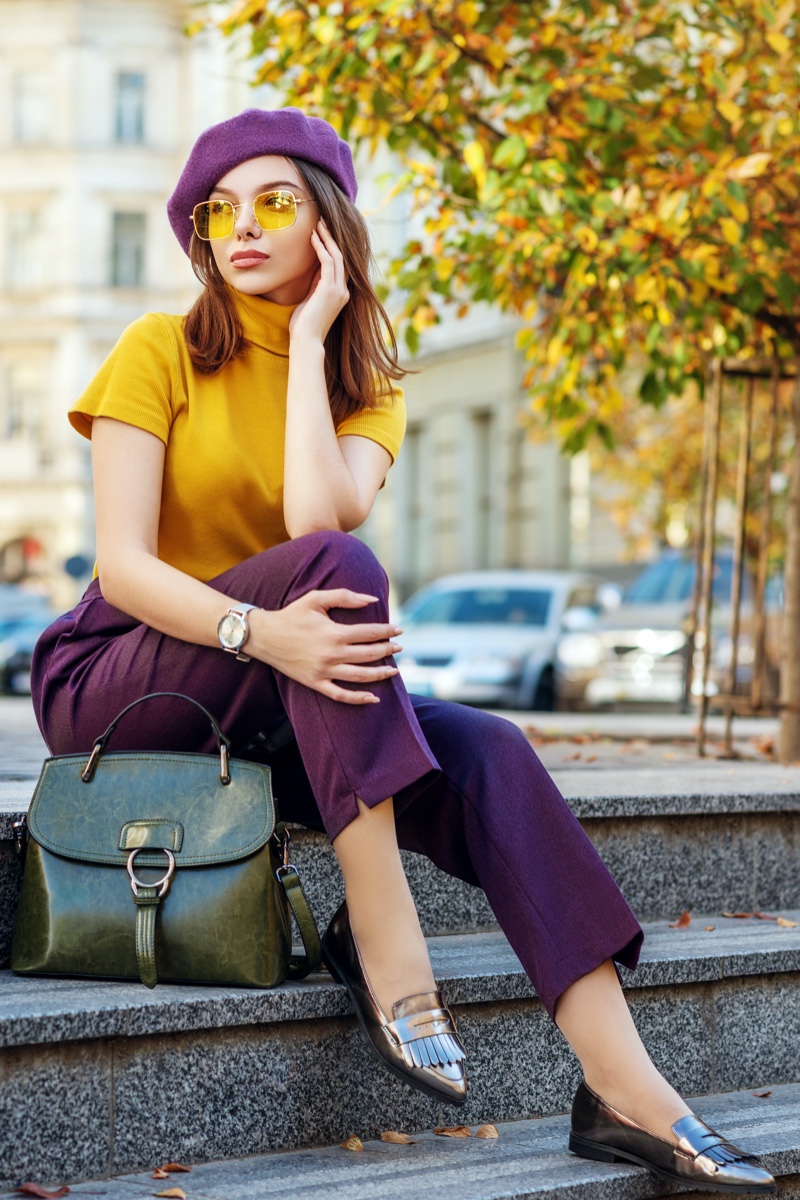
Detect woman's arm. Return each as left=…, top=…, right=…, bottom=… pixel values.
left=283, top=219, right=392, bottom=538
left=92, top=416, right=402, bottom=705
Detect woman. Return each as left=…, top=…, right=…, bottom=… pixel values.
left=32, top=108, right=774, bottom=1195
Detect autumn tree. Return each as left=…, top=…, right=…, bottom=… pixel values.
left=206, top=0, right=800, bottom=749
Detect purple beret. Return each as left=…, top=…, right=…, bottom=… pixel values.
left=167, top=107, right=357, bottom=255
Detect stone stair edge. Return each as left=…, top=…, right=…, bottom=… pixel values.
left=8, top=1082, right=800, bottom=1200
left=2, top=912, right=798, bottom=1051
left=3, top=774, right=800, bottom=840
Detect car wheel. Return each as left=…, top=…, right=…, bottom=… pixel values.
left=531, top=667, right=555, bottom=712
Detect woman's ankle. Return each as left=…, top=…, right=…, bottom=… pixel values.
left=583, top=1071, right=692, bottom=1141
left=346, top=893, right=436, bottom=1015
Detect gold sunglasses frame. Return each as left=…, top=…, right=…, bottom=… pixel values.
left=190, top=190, right=316, bottom=240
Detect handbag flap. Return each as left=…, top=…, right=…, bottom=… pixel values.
left=27, top=751, right=276, bottom=867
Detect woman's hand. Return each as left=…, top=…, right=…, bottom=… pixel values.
left=249, top=589, right=403, bottom=705
left=289, top=219, right=350, bottom=345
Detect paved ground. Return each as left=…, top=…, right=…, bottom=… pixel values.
left=0, top=694, right=786, bottom=786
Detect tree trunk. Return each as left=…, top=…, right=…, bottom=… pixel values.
left=779, top=374, right=800, bottom=762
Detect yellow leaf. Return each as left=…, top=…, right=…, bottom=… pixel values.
left=456, top=1, right=479, bottom=24
left=475, top=1124, right=500, bottom=1138
left=728, top=153, right=771, bottom=180
left=765, top=30, right=791, bottom=54
left=153, top=1191, right=185, bottom=1199
left=725, top=194, right=749, bottom=223
left=464, top=140, right=486, bottom=179
left=777, top=916, right=798, bottom=927
left=576, top=227, right=599, bottom=252
left=380, top=1130, right=416, bottom=1143
left=657, top=304, right=674, bottom=326
left=340, top=1135, right=364, bottom=1152
left=486, top=44, right=507, bottom=69
left=775, top=0, right=797, bottom=28
left=717, top=99, right=742, bottom=124
left=540, top=24, right=558, bottom=46
left=724, top=66, right=748, bottom=100
left=720, top=217, right=742, bottom=245
left=434, top=1126, right=472, bottom=1137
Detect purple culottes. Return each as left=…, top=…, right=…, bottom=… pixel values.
left=30, top=530, right=643, bottom=1018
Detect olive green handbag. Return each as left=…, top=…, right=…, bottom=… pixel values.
left=11, top=692, right=321, bottom=989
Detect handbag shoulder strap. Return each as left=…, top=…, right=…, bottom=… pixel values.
left=279, top=864, right=322, bottom=979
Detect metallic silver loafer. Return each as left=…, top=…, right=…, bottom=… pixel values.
left=570, top=1079, right=776, bottom=1194
left=322, top=899, right=467, bottom=1106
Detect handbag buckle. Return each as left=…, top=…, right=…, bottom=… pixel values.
left=127, top=848, right=176, bottom=898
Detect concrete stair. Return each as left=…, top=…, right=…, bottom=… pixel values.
left=32, top=1083, right=800, bottom=1200
left=1, top=749, right=800, bottom=1194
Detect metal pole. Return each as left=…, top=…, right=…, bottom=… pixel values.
left=698, top=359, right=723, bottom=756
left=723, top=375, right=753, bottom=755
left=752, top=360, right=780, bottom=710
left=686, top=372, right=713, bottom=710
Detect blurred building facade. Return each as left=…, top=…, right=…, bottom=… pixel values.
left=0, top=0, right=623, bottom=607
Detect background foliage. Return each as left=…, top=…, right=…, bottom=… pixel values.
left=208, top=0, right=799, bottom=458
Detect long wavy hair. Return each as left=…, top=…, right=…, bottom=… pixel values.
left=182, top=158, right=405, bottom=423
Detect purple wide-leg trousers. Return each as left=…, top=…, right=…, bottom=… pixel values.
left=30, top=530, right=643, bottom=1018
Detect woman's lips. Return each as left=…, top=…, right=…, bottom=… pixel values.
left=230, top=251, right=269, bottom=268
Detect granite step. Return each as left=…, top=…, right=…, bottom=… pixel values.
left=13, top=1081, right=798, bottom=1200
left=1, top=913, right=799, bottom=1188
left=3, top=759, right=800, bottom=961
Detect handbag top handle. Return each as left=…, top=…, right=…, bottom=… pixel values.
left=81, top=691, right=233, bottom=785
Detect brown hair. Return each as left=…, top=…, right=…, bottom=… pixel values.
left=182, top=158, right=406, bottom=423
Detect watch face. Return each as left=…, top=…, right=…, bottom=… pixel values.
left=219, top=612, right=246, bottom=650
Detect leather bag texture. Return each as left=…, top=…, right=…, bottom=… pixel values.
left=11, top=692, right=321, bottom=988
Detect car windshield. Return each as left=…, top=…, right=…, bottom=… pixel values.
left=405, top=588, right=552, bottom=627
left=623, top=557, right=736, bottom=604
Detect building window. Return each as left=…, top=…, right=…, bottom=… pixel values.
left=13, top=71, right=49, bottom=143
left=115, top=72, right=146, bottom=144
left=110, top=212, right=146, bottom=287
left=2, top=361, right=45, bottom=440
left=7, top=211, right=45, bottom=290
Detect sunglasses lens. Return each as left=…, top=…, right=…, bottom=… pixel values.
left=194, top=200, right=234, bottom=240
left=254, top=191, right=297, bottom=230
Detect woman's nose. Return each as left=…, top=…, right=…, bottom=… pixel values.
left=234, top=203, right=261, bottom=239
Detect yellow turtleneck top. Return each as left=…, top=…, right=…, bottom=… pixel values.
left=69, top=291, right=406, bottom=582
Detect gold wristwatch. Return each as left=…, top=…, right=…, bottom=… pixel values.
left=217, top=603, right=258, bottom=662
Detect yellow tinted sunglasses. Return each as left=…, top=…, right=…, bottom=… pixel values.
left=191, top=190, right=316, bottom=240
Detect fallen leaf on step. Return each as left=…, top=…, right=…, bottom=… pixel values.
left=380, top=1131, right=416, bottom=1144
left=778, top=916, right=798, bottom=928
left=434, top=1126, right=472, bottom=1137
left=753, top=1090, right=773, bottom=1099
left=722, top=911, right=752, bottom=919
left=151, top=1171, right=170, bottom=1180
left=341, top=1136, right=363, bottom=1152
left=704, top=925, right=715, bottom=932
left=158, top=1166, right=191, bottom=1174
left=16, top=1187, right=70, bottom=1199
left=564, top=752, right=582, bottom=761
left=153, top=1190, right=186, bottom=1199
left=585, top=755, right=597, bottom=763
left=754, top=911, right=778, bottom=921
left=669, top=910, right=691, bottom=929
left=475, top=1124, right=500, bottom=1139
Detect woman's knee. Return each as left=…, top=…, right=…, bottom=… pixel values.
left=295, top=529, right=388, bottom=598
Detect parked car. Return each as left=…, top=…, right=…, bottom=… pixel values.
left=395, top=570, right=616, bottom=710
left=554, top=550, right=781, bottom=709
left=0, top=586, right=56, bottom=695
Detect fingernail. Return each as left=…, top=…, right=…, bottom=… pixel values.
left=389, top=643, right=402, bottom=652
left=392, top=626, right=403, bottom=634
left=361, top=594, right=379, bottom=601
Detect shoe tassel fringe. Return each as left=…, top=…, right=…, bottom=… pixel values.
left=400, top=1031, right=466, bottom=1070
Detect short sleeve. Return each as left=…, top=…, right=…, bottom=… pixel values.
left=335, top=382, right=406, bottom=462
left=69, top=313, right=180, bottom=444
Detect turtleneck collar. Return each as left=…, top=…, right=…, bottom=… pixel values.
left=231, top=288, right=297, bottom=357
